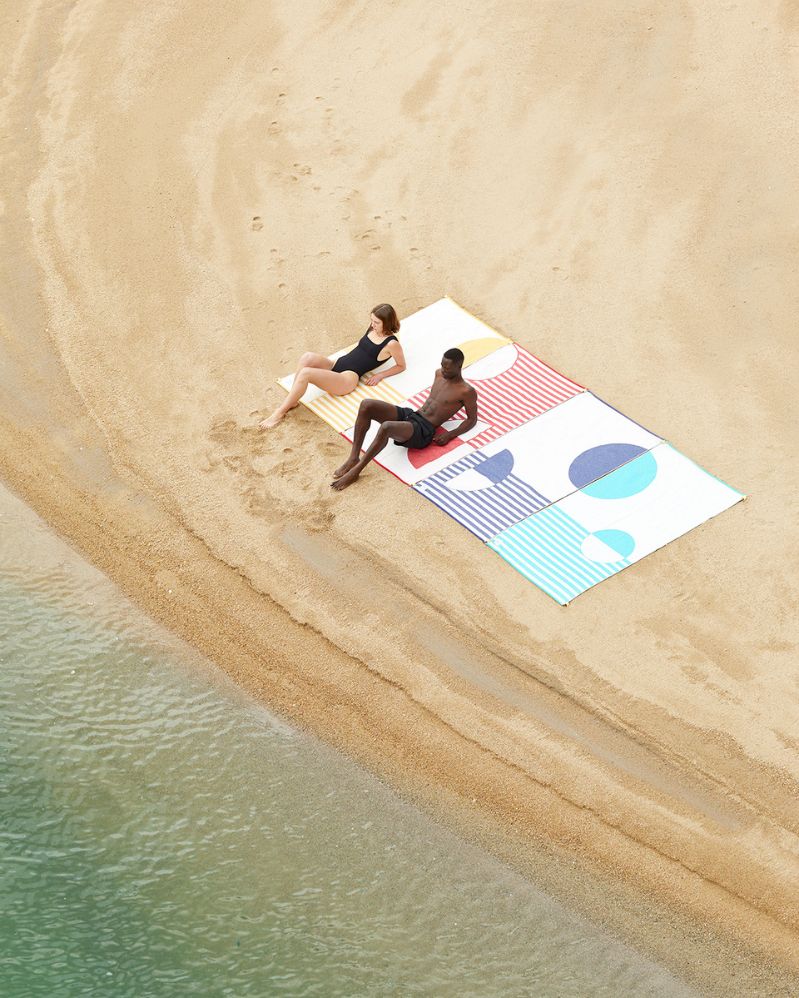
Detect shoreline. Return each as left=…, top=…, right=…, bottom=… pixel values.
left=2, top=2, right=798, bottom=992
left=2, top=440, right=797, bottom=995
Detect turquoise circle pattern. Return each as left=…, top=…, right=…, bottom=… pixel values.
left=580, top=450, right=657, bottom=500
left=593, top=529, right=636, bottom=558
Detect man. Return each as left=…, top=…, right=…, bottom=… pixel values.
left=331, top=347, right=478, bottom=491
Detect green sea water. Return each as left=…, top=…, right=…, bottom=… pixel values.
left=0, top=484, right=698, bottom=997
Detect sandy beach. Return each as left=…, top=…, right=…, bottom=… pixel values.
left=2, top=1, right=798, bottom=991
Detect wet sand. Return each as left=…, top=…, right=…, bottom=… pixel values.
left=1, top=2, right=798, bottom=992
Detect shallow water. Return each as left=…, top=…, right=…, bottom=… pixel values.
left=0, top=484, right=697, bottom=997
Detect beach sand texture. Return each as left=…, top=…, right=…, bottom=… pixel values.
left=2, top=1, right=798, bottom=990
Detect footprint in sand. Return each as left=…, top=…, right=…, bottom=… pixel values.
left=251, top=216, right=263, bottom=231
left=208, top=418, right=238, bottom=444
left=244, top=489, right=269, bottom=518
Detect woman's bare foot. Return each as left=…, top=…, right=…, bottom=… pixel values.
left=259, top=410, right=286, bottom=429
left=331, top=466, right=361, bottom=491
left=332, top=456, right=359, bottom=479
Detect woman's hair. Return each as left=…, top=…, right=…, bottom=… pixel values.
left=370, top=303, right=400, bottom=335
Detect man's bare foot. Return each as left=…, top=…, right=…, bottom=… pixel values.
left=332, top=457, right=359, bottom=479
left=259, top=410, right=285, bottom=430
left=331, top=467, right=361, bottom=491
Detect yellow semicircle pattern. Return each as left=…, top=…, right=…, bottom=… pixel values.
left=457, top=336, right=512, bottom=368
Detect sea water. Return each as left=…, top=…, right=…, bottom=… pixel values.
left=0, top=484, right=697, bottom=997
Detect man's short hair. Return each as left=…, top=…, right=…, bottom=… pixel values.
left=443, top=347, right=464, bottom=365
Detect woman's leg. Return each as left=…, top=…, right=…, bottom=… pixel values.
left=293, top=352, right=333, bottom=376
left=260, top=367, right=358, bottom=429
left=257, top=352, right=332, bottom=428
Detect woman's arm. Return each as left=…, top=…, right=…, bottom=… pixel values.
left=364, top=341, right=407, bottom=386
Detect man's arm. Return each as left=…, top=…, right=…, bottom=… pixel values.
left=434, top=386, right=478, bottom=445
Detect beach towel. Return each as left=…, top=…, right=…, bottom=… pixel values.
left=487, top=443, right=745, bottom=604
left=414, top=392, right=661, bottom=540
left=275, top=297, right=744, bottom=602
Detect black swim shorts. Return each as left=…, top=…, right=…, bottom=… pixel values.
left=395, top=406, right=436, bottom=449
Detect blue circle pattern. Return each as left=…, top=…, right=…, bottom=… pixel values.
left=477, top=449, right=514, bottom=485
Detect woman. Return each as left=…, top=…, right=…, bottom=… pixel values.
left=260, top=304, right=406, bottom=429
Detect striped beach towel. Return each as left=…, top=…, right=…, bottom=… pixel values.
left=405, top=343, right=584, bottom=448
left=275, top=298, right=744, bottom=603
left=302, top=379, right=406, bottom=435
left=415, top=449, right=551, bottom=540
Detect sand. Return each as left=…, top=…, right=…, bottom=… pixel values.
left=1, top=1, right=798, bottom=992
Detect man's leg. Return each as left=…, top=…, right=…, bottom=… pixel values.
left=331, top=419, right=413, bottom=491
left=333, top=400, right=401, bottom=478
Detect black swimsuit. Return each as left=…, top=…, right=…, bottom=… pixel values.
left=331, top=331, right=397, bottom=376
left=395, top=407, right=436, bottom=449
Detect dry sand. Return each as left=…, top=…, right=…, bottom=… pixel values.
left=2, top=1, right=798, bottom=992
